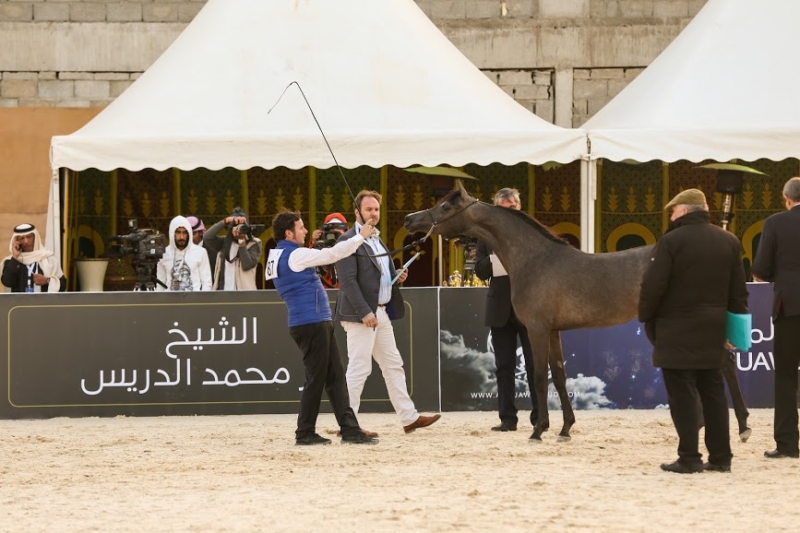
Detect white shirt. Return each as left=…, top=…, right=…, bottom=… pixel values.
left=223, top=244, right=239, bottom=290
left=355, top=223, right=392, bottom=304
left=287, top=234, right=365, bottom=271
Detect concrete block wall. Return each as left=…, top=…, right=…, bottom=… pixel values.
left=0, top=70, right=140, bottom=107
left=572, top=68, right=644, bottom=126
left=0, top=0, right=205, bottom=23
left=0, top=0, right=708, bottom=123
left=484, top=69, right=554, bottom=122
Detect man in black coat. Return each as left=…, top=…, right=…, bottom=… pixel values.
left=752, top=176, right=800, bottom=459
left=474, top=188, right=538, bottom=432
left=639, top=188, right=749, bottom=474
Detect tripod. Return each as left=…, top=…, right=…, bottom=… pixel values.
left=132, top=264, right=166, bottom=291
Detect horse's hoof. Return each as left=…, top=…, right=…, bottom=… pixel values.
left=557, top=434, right=572, bottom=443
left=739, top=428, right=752, bottom=443
left=528, top=436, right=543, bottom=444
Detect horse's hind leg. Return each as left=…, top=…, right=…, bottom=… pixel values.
left=527, top=324, right=551, bottom=442
left=548, top=331, right=575, bottom=441
left=721, top=351, right=751, bottom=442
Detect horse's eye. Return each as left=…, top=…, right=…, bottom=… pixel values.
left=441, top=203, right=451, bottom=212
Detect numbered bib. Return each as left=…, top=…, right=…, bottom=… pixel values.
left=264, top=248, right=284, bottom=281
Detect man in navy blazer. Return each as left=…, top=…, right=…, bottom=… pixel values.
left=335, top=190, right=440, bottom=434
left=753, top=176, right=800, bottom=459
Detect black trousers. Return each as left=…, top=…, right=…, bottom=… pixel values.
left=662, top=368, right=732, bottom=466
left=289, top=321, right=360, bottom=439
left=492, top=311, right=539, bottom=425
left=773, top=315, right=800, bottom=454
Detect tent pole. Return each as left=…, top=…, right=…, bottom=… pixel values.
left=438, top=234, right=443, bottom=286
left=579, top=157, right=597, bottom=253
left=47, top=166, right=61, bottom=267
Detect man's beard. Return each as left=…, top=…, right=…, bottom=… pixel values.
left=175, top=239, right=188, bottom=250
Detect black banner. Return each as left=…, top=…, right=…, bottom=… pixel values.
left=439, top=284, right=775, bottom=411
left=0, top=289, right=439, bottom=418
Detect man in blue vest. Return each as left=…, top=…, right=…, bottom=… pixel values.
left=269, top=209, right=378, bottom=446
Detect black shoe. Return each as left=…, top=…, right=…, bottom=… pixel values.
left=491, top=421, right=517, bottom=432
left=341, top=432, right=379, bottom=445
left=764, top=449, right=800, bottom=459
left=295, top=434, right=332, bottom=446
left=660, top=460, right=703, bottom=474
left=703, top=462, right=731, bottom=473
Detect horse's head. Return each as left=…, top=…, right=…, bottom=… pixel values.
left=404, top=181, right=478, bottom=239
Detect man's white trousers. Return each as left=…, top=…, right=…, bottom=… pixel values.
left=342, top=307, right=418, bottom=426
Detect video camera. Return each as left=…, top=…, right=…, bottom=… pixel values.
left=232, top=223, right=266, bottom=241
left=312, top=221, right=349, bottom=250
left=457, top=236, right=479, bottom=258
left=108, top=219, right=166, bottom=264
left=107, top=219, right=167, bottom=290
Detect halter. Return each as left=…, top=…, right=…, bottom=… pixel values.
left=424, top=197, right=480, bottom=229
left=366, top=197, right=479, bottom=257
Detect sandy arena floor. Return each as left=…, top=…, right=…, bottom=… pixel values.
left=1, top=409, right=799, bottom=532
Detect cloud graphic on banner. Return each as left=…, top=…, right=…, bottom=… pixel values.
left=440, top=330, right=495, bottom=393
left=547, top=373, right=614, bottom=410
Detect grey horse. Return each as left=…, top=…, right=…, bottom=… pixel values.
left=404, top=183, right=750, bottom=442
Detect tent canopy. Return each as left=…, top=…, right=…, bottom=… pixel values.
left=50, top=0, right=585, bottom=172
left=584, top=0, right=800, bottom=163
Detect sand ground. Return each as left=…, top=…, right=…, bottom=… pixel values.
left=1, top=409, right=799, bottom=532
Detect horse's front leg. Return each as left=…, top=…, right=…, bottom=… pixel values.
left=527, top=324, right=551, bottom=442
left=548, top=330, right=575, bottom=441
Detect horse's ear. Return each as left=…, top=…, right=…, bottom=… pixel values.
left=454, top=179, right=467, bottom=194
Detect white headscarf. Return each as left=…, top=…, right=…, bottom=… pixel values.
left=1, top=223, right=64, bottom=292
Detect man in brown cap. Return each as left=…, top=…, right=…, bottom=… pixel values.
left=639, top=188, right=749, bottom=473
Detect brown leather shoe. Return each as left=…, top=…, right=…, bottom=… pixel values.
left=336, top=428, right=379, bottom=438
left=403, top=414, right=441, bottom=434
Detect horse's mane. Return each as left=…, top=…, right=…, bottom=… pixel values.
left=443, top=188, right=569, bottom=246
left=492, top=203, right=569, bottom=246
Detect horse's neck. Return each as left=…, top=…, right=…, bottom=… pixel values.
left=469, top=204, right=557, bottom=269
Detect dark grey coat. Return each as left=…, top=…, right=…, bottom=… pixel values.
left=333, top=227, right=404, bottom=322
left=638, top=211, right=749, bottom=369
left=752, top=204, right=800, bottom=319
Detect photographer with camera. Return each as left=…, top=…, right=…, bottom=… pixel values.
left=309, top=212, right=349, bottom=288
left=1, top=223, right=66, bottom=293
left=204, top=208, right=262, bottom=291
left=156, top=216, right=213, bottom=292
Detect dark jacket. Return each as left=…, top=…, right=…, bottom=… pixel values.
left=474, top=240, right=513, bottom=328
left=203, top=219, right=262, bottom=290
left=638, top=210, right=749, bottom=369
left=334, top=227, right=404, bottom=322
left=1, top=258, right=66, bottom=293
left=752, top=204, right=800, bottom=319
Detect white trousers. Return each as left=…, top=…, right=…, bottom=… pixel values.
left=342, top=306, right=418, bottom=426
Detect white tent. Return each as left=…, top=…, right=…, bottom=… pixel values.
left=49, top=0, right=585, bottom=257
left=584, top=0, right=800, bottom=163
left=578, top=0, right=800, bottom=252
left=50, top=0, right=585, bottom=171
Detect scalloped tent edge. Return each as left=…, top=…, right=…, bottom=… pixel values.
left=47, top=0, right=586, bottom=257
